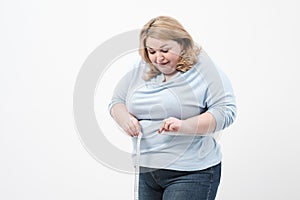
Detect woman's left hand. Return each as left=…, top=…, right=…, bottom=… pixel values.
left=158, top=117, right=182, bottom=133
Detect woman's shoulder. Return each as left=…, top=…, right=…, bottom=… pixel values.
left=193, top=50, right=219, bottom=72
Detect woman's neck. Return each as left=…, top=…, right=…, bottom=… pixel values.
left=163, top=72, right=178, bottom=82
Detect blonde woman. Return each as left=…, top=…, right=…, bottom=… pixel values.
left=109, top=16, right=236, bottom=200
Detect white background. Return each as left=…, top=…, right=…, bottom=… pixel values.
left=1, top=0, right=300, bottom=199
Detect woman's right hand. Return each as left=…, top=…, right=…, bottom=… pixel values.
left=121, top=113, right=141, bottom=137
left=110, top=103, right=141, bottom=137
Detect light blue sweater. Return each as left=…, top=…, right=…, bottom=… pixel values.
left=109, top=50, right=236, bottom=171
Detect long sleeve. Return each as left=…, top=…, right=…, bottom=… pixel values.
left=108, top=60, right=141, bottom=115
left=198, top=52, right=237, bottom=132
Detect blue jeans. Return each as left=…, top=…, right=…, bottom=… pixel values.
left=139, top=163, right=221, bottom=200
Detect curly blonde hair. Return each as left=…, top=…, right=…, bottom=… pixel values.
left=139, top=16, right=201, bottom=80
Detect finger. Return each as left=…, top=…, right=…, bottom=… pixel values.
left=165, top=120, right=175, bottom=131
left=158, top=119, right=168, bottom=133
left=124, top=122, right=138, bottom=137
left=130, top=118, right=141, bottom=136
left=169, top=123, right=178, bottom=131
left=158, top=127, right=164, bottom=134
left=124, top=126, right=134, bottom=137
left=133, top=123, right=141, bottom=136
left=159, top=120, right=173, bottom=133
left=132, top=124, right=141, bottom=137
left=129, top=125, right=140, bottom=137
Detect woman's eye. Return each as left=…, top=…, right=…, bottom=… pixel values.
left=147, top=50, right=155, bottom=54
left=147, top=48, right=169, bottom=54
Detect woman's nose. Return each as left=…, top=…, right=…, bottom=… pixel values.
left=156, top=53, right=164, bottom=63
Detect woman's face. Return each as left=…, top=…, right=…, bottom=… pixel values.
left=145, top=37, right=182, bottom=76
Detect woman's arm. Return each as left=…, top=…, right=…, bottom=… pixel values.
left=158, top=112, right=216, bottom=135
left=158, top=53, right=237, bottom=135
left=110, top=103, right=140, bottom=137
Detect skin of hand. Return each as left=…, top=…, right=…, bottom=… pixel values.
left=127, top=114, right=141, bottom=137
left=158, top=112, right=216, bottom=135
left=158, top=117, right=182, bottom=133
left=111, top=103, right=141, bottom=137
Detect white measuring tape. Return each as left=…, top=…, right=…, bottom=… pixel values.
left=133, top=131, right=197, bottom=200
left=134, top=132, right=142, bottom=200
left=133, top=131, right=219, bottom=200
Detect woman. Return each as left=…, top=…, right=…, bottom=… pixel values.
left=109, top=16, right=236, bottom=200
